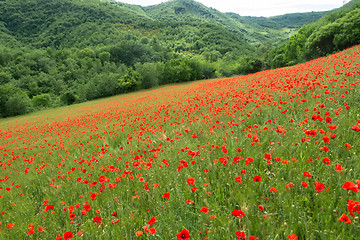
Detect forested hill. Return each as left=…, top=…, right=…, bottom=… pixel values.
left=144, top=0, right=327, bottom=44
left=0, top=0, right=155, bottom=49
left=270, top=0, right=360, bottom=67
left=0, top=0, right=347, bottom=119
left=0, top=0, right=327, bottom=49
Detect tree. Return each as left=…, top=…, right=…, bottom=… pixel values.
left=32, top=93, right=52, bottom=109
left=118, top=69, right=141, bottom=92
left=0, top=71, right=13, bottom=84
left=5, top=91, right=33, bottom=117
left=60, top=90, right=78, bottom=105
left=135, top=62, right=163, bottom=89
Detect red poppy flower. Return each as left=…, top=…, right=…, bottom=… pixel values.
left=322, top=157, right=331, bottom=165
left=90, top=192, right=98, bottom=201
left=351, top=125, right=360, bottom=132
left=342, top=181, right=359, bottom=192
left=338, top=214, right=351, bottom=224
left=314, top=182, right=325, bottom=193
left=335, top=164, right=344, bottom=172
left=235, top=176, right=242, bottom=184
left=186, top=178, right=195, bottom=185
left=176, top=228, right=190, bottom=240
left=285, top=182, right=295, bottom=191
left=200, top=206, right=209, bottom=214
left=253, top=175, right=262, bottom=182
left=163, top=192, right=170, bottom=199
left=147, top=216, right=157, bottom=225
left=98, top=175, right=106, bottom=183
left=45, top=205, right=54, bottom=211
left=148, top=227, right=156, bottom=235
left=84, top=204, right=91, bottom=212
left=269, top=187, right=277, bottom=192
left=64, top=231, right=73, bottom=240
left=329, top=125, right=337, bottom=130
left=93, top=216, right=101, bottom=223
left=303, top=171, right=312, bottom=177
left=264, top=153, right=272, bottom=159
left=232, top=210, right=245, bottom=219
left=28, top=223, right=34, bottom=229
left=235, top=231, right=245, bottom=240
left=322, top=136, right=330, bottom=143
left=348, top=199, right=360, bottom=217
left=288, top=234, right=297, bottom=240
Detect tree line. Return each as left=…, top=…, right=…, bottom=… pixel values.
left=0, top=38, right=263, bottom=118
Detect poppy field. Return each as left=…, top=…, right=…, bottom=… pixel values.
left=0, top=45, right=360, bottom=240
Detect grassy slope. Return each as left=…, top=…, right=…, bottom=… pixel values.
left=0, top=45, right=359, bottom=239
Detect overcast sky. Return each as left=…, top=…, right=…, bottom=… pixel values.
left=117, top=0, right=347, bottom=17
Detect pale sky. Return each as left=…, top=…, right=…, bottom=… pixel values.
left=117, top=0, right=347, bottom=17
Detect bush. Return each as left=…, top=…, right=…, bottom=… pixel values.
left=5, top=91, right=33, bottom=117
left=32, top=93, right=51, bottom=109
left=135, top=62, right=162, bottom=89
left=60, top=90, right=78, bottom=105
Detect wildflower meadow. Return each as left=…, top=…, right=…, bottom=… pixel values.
left=0, top=45, right=360, bottom=239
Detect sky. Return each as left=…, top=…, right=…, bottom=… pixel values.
left=117, top=0, right=347, bottom=17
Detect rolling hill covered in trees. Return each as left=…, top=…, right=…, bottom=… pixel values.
left=269, top=0, right=360, bottom=67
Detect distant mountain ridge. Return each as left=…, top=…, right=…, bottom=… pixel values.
left=0, top=0, right=329, bottom=49
left=143, top=0, right=328, bottom=44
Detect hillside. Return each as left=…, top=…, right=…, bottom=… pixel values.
left=144, top=0, right=327, bottom=44
left=0, top=0, right=345, bottom=119
left=0, top=0, right=156, bottom=48
left=270, top=0, right=360, bottom=67
left=0, top=44, right=359, bottom=239
left=0, top=0, right=327, bottom=49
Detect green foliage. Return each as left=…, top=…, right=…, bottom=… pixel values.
left=0, top=84, right=14, bottom=118
left=32, top=93, right=52, bottom=109
left=268, top=11, right=329, bottom=29
left=118, top=69, right=142, bottom=92
left=4, top=91, right=33, bottom=117
left=0, top=71, right=13, bottom=84
left=60, top=90, right=78, bottom=105
left=234, top=57, right=263, bottom=75
left=135, top=62, right=163, bottom=89
left=0, top=0, right=349, bottom=118
left=270, top=0, right=360, bottom=67
left=306, top=9, right=360, bottom=56
left=145, top=0, right=325, bottom=45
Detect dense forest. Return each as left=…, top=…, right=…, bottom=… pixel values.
left=269, top=0, right=360, bottom=67
left=0, top=0, right=359, bottom=118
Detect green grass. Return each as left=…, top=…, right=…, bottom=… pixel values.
left=0, top=45, right=359, bottom=239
